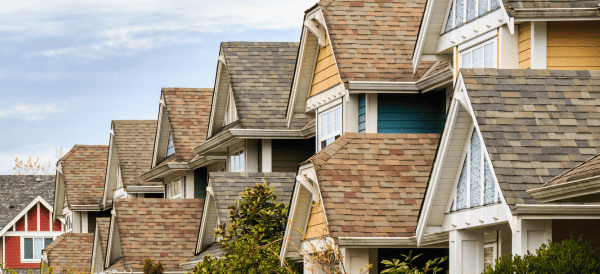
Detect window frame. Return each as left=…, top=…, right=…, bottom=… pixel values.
left=459, top=38, right=497, bottom=69
left=115, top=165, right=123, bottom=190
left=317, top=103, right=343, bottom=151
left=166, top=177, right=184, bottom=199
left=21, top=236, right=55, bottom=262
left=228, top=148, right=245, bottom=172
left=166, top=132, right=175, bottom=157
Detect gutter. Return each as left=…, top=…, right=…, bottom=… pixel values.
left=346, top=68, right=453, bottom=95
left=126, top=186, right=164, bottom=194
left=192, top=128, right=309, bottom=155
left=336, top=232, right=449, bottom=247
left=508, top=7, right=600, bottom=18
left=139, top=162, right=190, bottom=182
left=188, top=154, right=227, bottom=170
left=527, top=177, right=600, bottom=203
left=70, top=204, right=102, bottom=211
left=515, top=204, right=600, bottom=215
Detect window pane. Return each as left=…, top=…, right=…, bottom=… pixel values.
left=484, top=43, right=494, bottom=68
left=326, top=137, right=334, bottom=147
left=34, top=238, right=43, bottom=259
left=334, top=107, right=341, bottom=133
left=327, top=111, right=334, bottom=136
left=484, top=155, right=496, bottom=204
left=472, top=47, right=484, bottom=68
left=470, top=130, right=482, bottom=207
left=462, top=52, right=471, bottom=68
left=166, top=133, right=175, bottom=156
left=491, top=0, right=501, bottom=10
left=478, top=0, right=489, bottom=16
left=320, top=113, right=326, bottom=138
left=44, top=238, right=53, bottom=247
left=467, top=0, right=476, bottom=21
left=456, top=155, right=469, bottom=210
left=234, top=155, right=239, bottom=170
left=444, top=4, right=454, bottom=32
left=239, top=152, right=244, bottom=171
left=456, top=0, right=465, bottom=27
left=24, top=238, right=33, bottom=259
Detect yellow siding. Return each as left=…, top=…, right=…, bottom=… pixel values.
left=547, top=21, right=600, bottom=70
left=309, top=37, right=342, bottom=96
left=304, top=202, right=329, bottom=239
left=518, top=22, right=531, bottom=69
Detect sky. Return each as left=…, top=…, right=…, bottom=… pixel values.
left=0, top=0, right=317, bottom=174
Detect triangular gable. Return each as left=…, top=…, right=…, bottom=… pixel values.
left=207, top=50, right=231, bottom=137
left=0, top=196, right=54, bottom=236
left=304, top=201, right=329, bottom=240
left=151, top=94, right=171, bottom=167
left=104, top=212, right=120, bottom=269
left=309, top=36, right=342, bottom=97
left=416, top=76, right=512, bottom=246
left=196, top=190, right=218, bottom=254
left=223, top=87, right=238, bottom=127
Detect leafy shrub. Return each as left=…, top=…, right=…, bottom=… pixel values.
left=381, top=250, right=447, bottom=274
left=143, top=258, right=164, bottom=274
left=483, top=234, right=600, bottom=274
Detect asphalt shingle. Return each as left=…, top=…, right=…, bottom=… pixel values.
left=61, top=145, right=108, bottom=206
left=112, top=120, right=159, bottom=187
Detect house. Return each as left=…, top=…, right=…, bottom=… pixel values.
left=41, top=233, right=94, bottom=274
left=139, top=88, right=214, bottom=200
left=0, top=175, right=63, bottom=274
left=103, top=198, right=203, bottom=272
left=181, top=172, right=295, bottom=270
left=102, top=120, right=160, bottom=207
left=53, top=145, right=111, bottom=234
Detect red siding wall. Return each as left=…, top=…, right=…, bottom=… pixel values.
left=40, top=206, right=50, bottom=231
left=27, top=206, right=37, bottom=231
left=15, top=217, right=25, bottom=231
left=4, top=236, right=40, bottom=269
left=53, top=219, right=62, bottom=231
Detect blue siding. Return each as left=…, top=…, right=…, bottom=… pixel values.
left=358, top=94, right=366, bottom=133
left=377, top=90, right=446, bottom=133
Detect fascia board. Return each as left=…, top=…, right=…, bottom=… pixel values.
left=0, top=196, right=52, bottom=236
left=193, top=129, right=235, bottom=155
left=286, top=15, right=311, bottom=129
left=515, top=204, right=600, bottom=215
left=102, top=129, right=117, bottom=207
left=70, top=204, right=102, bottom=211
left=196, top=193, right=216, bottom=254
left=126, top=186, right=165, bottom=194
left=347, top=81, right=419, bottom=93
left=207, top=49, right=228, bottom=138
left=139, top=163, right=190, bottom=182
left=416, top=67, right=454, bottom=93
left=193, top=128, right=309, bottom=155
left=527, top=178, right=600, bottom=202
left=188, top=155, right=227, bottom=170
left=52, top=170, right=63, bottom=220
left=412, top=0, right=440, bottom=73
left=151, top=94, right=166, bottom=168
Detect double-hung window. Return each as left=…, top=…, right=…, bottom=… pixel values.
left=166, top=178, right=183, bottom=199
left=318, top=105, right=342, bottom=150
left=460, top=39, right=496, bottom=69
left=23, top=238, right=53, bottom=261
left=229, top=150, right=245, bottom=172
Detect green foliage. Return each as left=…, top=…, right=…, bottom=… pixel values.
left=483, top=234, right=600, bottom=274
left=143, top=258, right=164, bottom=274
left=193, top=182, right=297, bottom=274
left=381, top=250, right=448, bottom=274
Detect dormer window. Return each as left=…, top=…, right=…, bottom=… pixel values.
left=443, top=0, right=501, bottom=33
left=318, top=104, right=342, bottom=150
left=166, top=132, right=175, bottom=157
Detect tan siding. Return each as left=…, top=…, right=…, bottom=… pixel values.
left=309, top=36, right=342, bottom=97
left=305, top=202, right=329, bottom=239
left=518, top=22, right=531, bottom=69
left=547, top=21, right=600, bottom=70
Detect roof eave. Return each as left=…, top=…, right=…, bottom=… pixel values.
left=192, top=128, right=309, bottom=155
left=510, top=7, right=600, bottom=19
left=527, top=177, right=600, bottom=203
left=515, top=204, right=600, bottom=215
left=139, top=162, right=191, bottom=182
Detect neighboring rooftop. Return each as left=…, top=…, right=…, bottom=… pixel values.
left=42, top=233, right=94, bottom=274
left=96, top=217, right=111, bottom=266
left=0, top=175, right=55, bottom=229
left=308, top=132, right=440, bottom=240
left=110, top=198, right=204, bottom=271
left=462, top=68, right=600, bottom=210
left=60, top=145, right=108, bottom=206
left=112, top=120, right=159, bottom=187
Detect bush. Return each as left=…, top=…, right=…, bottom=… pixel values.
left=143, top=258, right=164, bottom=274
left=381, top=250, right=447, bottom=274
left=483, top=234, right=600, bottom=274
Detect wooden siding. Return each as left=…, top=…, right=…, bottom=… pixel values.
left=272, top=138, right=315, bottom=173
left=5, top=236, right=40, bottom=269
left=27, top=206, right=37, bottom=231
left=305, top=202, right=329, bottom=239
left=16, top=216, right=25, bottom=231
left=518, top=22, right=531, bottom=69
left=547, top=21, right=600, bottom=70
left=377, top=90, right=446, bottom=134
left=40, top=203, right=51, bottom=231
left=309, top=36, right=342, bottom=97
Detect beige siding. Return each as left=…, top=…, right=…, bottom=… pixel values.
left=518, top=22, right=531, bottom=69
left=547, top=21, right=600, bottom=70
left=309, top=36, right=342, bottom=97
left=305, top=201, right=329, bottom=239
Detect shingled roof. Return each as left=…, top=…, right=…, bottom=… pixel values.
left=0, top=175, right=55, bottom=229
left=462, top=69, right=600, bottom=211
left=221, top=42, right=311, bottom=130
left=309, top=133, right=439, bottom=240
left=96, top=217, right=111, bottom=266
left=111, top=198, right=203, bottom=271
left=112, top=120, right=159, bottom=187
left=544, top=153, right=600, bottom=187
left=317, top=0, right=435, bottom=83
left=61, top=145, right=108, bottom=206
left=162, top=88, right=213, bottom=162
left=209, top=172, right=296, bottom=226
left=43, top=233, right=94, bottom=273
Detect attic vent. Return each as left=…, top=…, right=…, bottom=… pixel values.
left=36, top=177, right=42, bottom=182
left=9, top=204, right=15, bottom=208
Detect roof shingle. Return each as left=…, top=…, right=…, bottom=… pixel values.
left=43, top=233, right=94, bottom=274
left=112, top=120, right=159, bottom=187
left=0, top=175, right=55, bottom=228
left=61, top=145, right=108, bottom=206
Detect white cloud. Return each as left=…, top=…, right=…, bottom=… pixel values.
left=0, top=103, right=64, bottom=121
left=1, top=0, right=316, bottom=59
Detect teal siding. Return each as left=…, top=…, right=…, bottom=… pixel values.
left=358, top=94, right=366, bottom=133
left=194, top=168, right=208, bottom=198
left=377, top=90, right=445, bottom=133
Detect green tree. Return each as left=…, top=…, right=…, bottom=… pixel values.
left=381, top=250, right=447, bottom=274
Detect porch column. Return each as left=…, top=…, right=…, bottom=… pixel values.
left=449, top=229, right=485, bottom=274
left=512, top=219, right=552, bottom=256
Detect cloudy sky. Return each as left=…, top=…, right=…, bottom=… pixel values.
left=0, top=0, right=316, bottom=174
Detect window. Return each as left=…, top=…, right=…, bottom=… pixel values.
left=166, top=132, right=175, bottom=157
left=23, top=237, right=53, bottom=260
left=65, top=215, right=72, bottom=232
left=166, top=178, right=183, bottom=199
left=460, top=40, right=496, bottom=69
left=443, top=0, right=501, bottom=32
left=451, top=129, right=500, bottom=212
left=115, top=165, right=123, bottom=190
left=229, top=150, right=245, bottom=172
left=318, top=105, right=342, bottom=150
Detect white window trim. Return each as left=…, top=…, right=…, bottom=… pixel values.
left=317, top=104, right=343, bottom=151
left=20, top=236, right=56, bottom=263
left=459, top=37, right=497, bottom=69
left=115, top=165, right=123, bottom=190
left=166, top=177, right=184, bottom=199
left=228, top=148, right=245, bottom=172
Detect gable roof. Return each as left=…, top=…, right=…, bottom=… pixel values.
left=209, top=172, right=296, bottom=226
left=161, top=88, right=213, bottom=162
left=220, top=42, right=308, bottom=130
left=112, top=120, right=159, bottom=187
left=317, top=0, right=434, bottom=83
left=111, top=198, right=203, bottom=271
left=61, top=145, right=108, bottom=206
left=309, top=132, right=440, bottom=240
left=43, top=233, right=94, bottom=273
left=462, top=68, right=600, bottom=211
left=0, top=175, right=55, bottom=229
